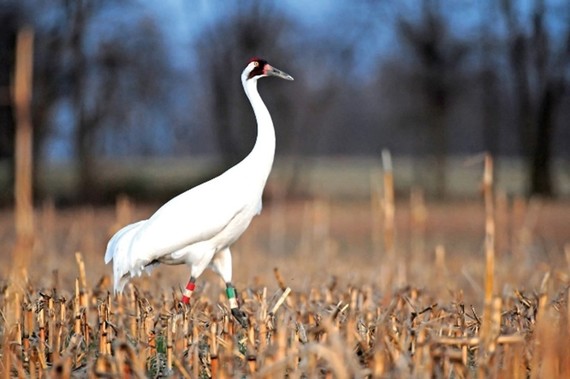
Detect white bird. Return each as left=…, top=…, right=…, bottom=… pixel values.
left=105, top=58, right=293, bottom=326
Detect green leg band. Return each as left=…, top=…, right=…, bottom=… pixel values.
left=226, top=286, right=238, bottom=309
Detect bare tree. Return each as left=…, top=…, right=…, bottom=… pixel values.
left=477, top=1, right=502, bottom=158
left=0, top=1, right=63, bottom=203
left=66, top=0, right=98, bottom=201
left=500, top=0, right=570, bottom=196
left=393, top=0, right=468, bottom=197
left=11, top=0, right=174, bottom=202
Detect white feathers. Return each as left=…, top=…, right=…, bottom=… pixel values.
left=104, top=220, right=146, bottom=292
left=104, top=60, right=292, bottom=293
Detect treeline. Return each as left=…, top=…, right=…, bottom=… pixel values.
left=0, top=0, right=568, bottom=202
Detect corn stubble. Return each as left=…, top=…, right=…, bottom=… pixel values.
left=1, top=268, right=567, bottom=378
left=2, top=155, right=570, bottom=378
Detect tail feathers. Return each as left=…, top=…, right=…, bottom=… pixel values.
left=116, top=275, right=131, bottom=294
left=114, top=260, right=159, bottom=293
left=104, top=220, right=147, bottom=293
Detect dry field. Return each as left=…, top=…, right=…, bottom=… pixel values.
left=1, top=188, right=570, bottom=377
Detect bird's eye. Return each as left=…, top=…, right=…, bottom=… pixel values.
left=253, top=61, right=259, bottom=67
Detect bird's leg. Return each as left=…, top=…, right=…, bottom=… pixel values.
left=226, top=282, right=248, bottom=328
left=182, top=276, right=196, bottom=304
left=209, top=248, right=247, bottom=327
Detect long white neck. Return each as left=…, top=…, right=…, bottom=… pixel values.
left=239, top=75, right=276, bottom=186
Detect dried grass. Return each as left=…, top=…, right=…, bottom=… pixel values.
left=1, top=157, right=569, bottom=377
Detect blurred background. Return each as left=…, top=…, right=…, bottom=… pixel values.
left=1, top=0, right=569, bottom=205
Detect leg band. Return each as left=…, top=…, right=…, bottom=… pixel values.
left=182, top=281, right=196, bottom=304
left=226, top=287, right=238, bottom=309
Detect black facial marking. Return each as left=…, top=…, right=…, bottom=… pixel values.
left=247, top=57, right=268, bottom=79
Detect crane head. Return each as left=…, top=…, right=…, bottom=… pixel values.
left=246, top=57, right=294, bottom=81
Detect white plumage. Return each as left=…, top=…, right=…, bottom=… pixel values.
left=104, top=58, right=292, bottom=324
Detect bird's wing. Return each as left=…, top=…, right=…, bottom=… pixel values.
left=106, top=168, right=257, bottom=292
left=104, top=186, right=238, bottom=292
left=129, top=176, right=248, bottom=264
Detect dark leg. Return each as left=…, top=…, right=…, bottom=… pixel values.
left=226, top=282, right=248, bottom=328
left=182, top=276, right=196, bottom=304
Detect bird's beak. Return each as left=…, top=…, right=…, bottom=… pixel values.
left=265, top=65, right=294, bottom=81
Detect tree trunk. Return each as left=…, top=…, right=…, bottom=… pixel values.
left=530, top=80, right=564, bottom=197
left=0, top=6, right=19, bottom=205
left=69, top=1, right=99, bottom=203
left=75, top=117, right=100, bottom=202
left=427, top=77, right=448, bottom=199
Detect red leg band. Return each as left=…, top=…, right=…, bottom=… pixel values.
left=182, top=281, right=196, bottom=304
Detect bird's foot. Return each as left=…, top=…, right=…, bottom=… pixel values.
left=231, top=307, right=249, bottom=328
left=177, top=300, right=190, bottom=312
